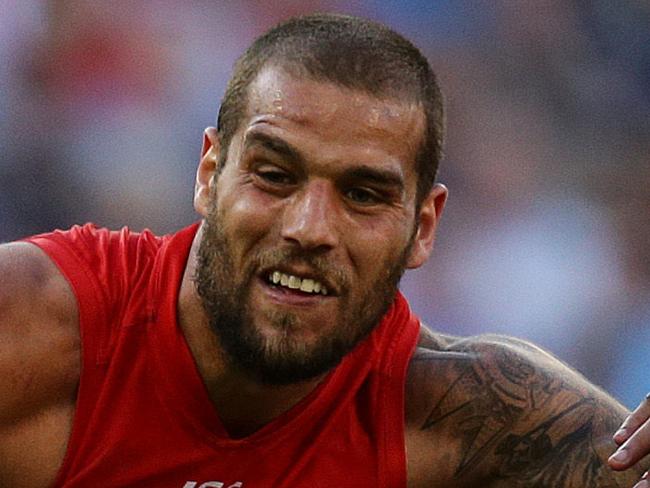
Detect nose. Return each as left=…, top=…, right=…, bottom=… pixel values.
left=280, top=180, right=339, bottom=251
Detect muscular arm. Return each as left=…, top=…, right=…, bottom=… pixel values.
left=0, top=242, right=80, bottom=487
left=406, top=330, right=650, bottom=487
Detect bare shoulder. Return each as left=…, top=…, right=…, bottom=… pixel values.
left=0, top=241, right=80, bottom=411
left=0, top=241, right=79, bottom=428
left=0, top=242, right=80, bottom=486
left=405, top=328, right=649, bottom=487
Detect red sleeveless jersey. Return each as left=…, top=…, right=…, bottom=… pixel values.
left=27, top=223, right=421, bottom=488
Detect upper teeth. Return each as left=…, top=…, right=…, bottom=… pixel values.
left=269, top=271, right=328, bottom=295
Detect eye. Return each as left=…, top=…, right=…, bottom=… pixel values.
left=254, top=164, right=294, bottom=186
left=260, top=170, right=290, bottom=184
left=345, top=187, right=381, bottom=205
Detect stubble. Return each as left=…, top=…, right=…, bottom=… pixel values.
left=194, top=201, right=412, bottom=385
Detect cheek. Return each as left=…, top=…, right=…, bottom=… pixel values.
left=220, top=187, right=280, bottom=241
left=346, top=219, right=412, bottom=274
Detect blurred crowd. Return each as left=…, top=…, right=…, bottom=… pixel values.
left=1, top=0, right=649, bottom=407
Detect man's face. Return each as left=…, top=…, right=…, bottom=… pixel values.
left=194, top=66, right=445, bottom=385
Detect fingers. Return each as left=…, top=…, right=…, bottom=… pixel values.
left=614, top=393, right=650, bottom=445
left=609, top=422, right=650, bottom=470
left=631, top=470, right=648, bottom=488
left=609, top=394, right=650, bottom=471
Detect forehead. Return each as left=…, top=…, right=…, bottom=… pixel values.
left=241, top=66, right=425, bottom=181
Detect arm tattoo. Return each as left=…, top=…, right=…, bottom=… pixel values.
left=416, top=344, right=625, bottom=486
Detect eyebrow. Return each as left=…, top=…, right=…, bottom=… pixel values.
left=242, top=131, right=305, bottom=165
left=243, top=129, right=405, bottom=192
left=343, top=166, right=405, bottom=192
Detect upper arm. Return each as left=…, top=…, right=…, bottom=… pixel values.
left=406, top=334, right=650, bottom=487
left=0, top=242, right=80, bottom=425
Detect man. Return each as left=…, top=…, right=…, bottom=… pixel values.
left=0, top=13, right=648, bottom=488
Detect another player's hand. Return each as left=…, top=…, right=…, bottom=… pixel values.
left=609, top=394, right=650, bottom=486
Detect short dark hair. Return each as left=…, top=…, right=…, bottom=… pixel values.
left=217, top=13, right=444, bottom=207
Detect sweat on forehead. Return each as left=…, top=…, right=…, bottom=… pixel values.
left=245, top=66, right=424, bottom=133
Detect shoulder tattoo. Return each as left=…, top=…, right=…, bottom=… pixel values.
left=414, top=340, right=629, bottom=487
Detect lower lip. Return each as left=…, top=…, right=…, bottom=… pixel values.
left=259, top=278, right=331, bottom=306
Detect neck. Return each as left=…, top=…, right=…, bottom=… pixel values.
left=177, top=226, right=325, bottom=438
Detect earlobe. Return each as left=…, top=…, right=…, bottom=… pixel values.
left=194, top=127, right=221, bottom=217
left=406, top=183, right=448, bottom=269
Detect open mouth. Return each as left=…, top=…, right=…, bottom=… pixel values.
left=266, top=270, right=329, bottom=296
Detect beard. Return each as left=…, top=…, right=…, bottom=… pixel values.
left=194, top=202, right=412, bottom=386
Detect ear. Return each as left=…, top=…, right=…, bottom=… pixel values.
left=194, top=127, right=221, bottom=217
left=406, top=183, right=448, bottom=269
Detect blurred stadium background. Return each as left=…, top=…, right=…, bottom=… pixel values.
left=1, top=0, right=649, bottom=407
